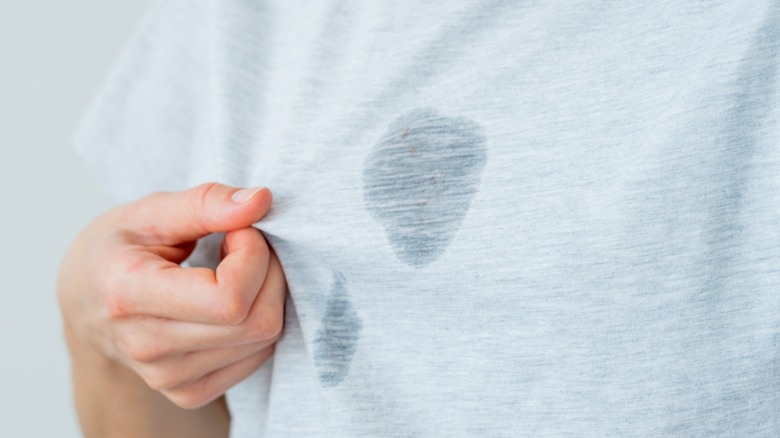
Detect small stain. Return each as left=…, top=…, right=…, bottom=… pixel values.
left=313, top=273, right=363, bottom=387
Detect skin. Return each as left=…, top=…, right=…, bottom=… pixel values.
left=57, top=183, right=287, bottom=437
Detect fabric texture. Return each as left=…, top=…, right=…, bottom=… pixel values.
left=75, top=1, right=780, bottom=436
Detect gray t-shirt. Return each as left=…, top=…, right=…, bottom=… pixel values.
left=75, top=1, right=780, bottom=436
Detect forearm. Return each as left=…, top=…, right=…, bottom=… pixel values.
left=65, top=327, right=230, bottom=438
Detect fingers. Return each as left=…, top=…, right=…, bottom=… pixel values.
left=161, top=349, right=274, bottom=409
left=109, top=227, right=271, bottom=324
left=118, top=183, right=273, bottom=246
left=112, top=251, right=286, bottom=353
left=133, top=342, right=272, bottom=394
left=105, top=249, right=286, bottom=411
left=65, top=181, right=286, bottom=411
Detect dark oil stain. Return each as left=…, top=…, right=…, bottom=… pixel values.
left=363, top=107, right=487, bottom=267
left=313, top=272, right=363, bottom=387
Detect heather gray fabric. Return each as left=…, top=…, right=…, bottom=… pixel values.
left=74, top=1, right=780, bottom=436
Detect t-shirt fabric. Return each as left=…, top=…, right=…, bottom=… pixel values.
left=74, top=1, right=780, bottom=436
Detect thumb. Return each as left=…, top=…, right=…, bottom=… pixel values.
left=118, top=183, right=272, bottom=246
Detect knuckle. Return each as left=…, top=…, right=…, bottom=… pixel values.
left=136, top=191, right=170, bottom=240
left=102, top=257, right=145, bottom=319
left=120, top=253, right=147, bottom=276
left=163, top=385, right=210, bottom=410
left=254, top=238, right=271, bottom=261
left=190, top=182, right=220, bottom=212
left=102, top=287, right=130, bottom=319
left=220, top=287, right=253, bottom=325
left=249, top=311, right=284, bottom=341
left=123, top=340, right=162, bottom=363
left=143, top=367, right=183, bottom=392
left=188, top=182, right=220, bottom=233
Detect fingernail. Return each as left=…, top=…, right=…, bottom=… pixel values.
left=231, top=187, right=264, bottom=203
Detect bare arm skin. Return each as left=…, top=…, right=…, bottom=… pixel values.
left=58, top=183, right=286, bottom=437
left=66, top=326, right=231, bottom=438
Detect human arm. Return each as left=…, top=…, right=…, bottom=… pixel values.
left=58, top=183, right=286, bottom=437
left=65, top=326, right=231, bottom=438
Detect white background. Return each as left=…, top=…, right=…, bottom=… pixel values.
left=0, top=1, right=151, bottom=436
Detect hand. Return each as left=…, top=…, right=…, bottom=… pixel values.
left=58, top=183, right=286, bottom=409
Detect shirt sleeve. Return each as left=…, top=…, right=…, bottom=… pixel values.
left=73, top=0, right=213, bottom=204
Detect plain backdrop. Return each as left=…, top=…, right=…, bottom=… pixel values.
left=0, top=1, right=152, bottom=436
